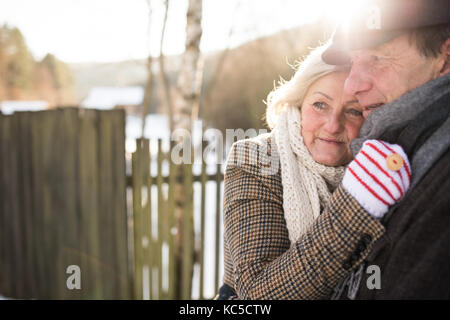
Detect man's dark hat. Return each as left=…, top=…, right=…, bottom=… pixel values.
left=322, top=0, right=450, bottom=65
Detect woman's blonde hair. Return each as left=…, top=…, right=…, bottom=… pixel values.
left=265, top=43, right=349, bottom=129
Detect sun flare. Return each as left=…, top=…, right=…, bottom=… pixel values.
left=298, top=0, right=367, bottom=27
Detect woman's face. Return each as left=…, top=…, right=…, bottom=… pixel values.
left=301, top=72, right=364, bottom=166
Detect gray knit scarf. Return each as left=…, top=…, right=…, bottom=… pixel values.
left=351, top=72, right=450, bottom=193
left=331, top=72, right=450, bottom=300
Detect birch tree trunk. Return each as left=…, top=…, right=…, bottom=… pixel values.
left=175, top=0, right=203, bottom=133
left=173, top=0, right=203, bottom=299
left=141, top=0, right=154, bottom=137
left=158, top=0, right=175, bottom=133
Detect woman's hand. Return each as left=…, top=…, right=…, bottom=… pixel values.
left=342, top=140, right=412, bottom=219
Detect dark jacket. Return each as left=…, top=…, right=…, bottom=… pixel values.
left=356, top=147, right=450, bottom=299
left=351, top=74, right=450, bottom=299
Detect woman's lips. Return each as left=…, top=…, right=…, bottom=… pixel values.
left=317, top=137, right=345, bottom=145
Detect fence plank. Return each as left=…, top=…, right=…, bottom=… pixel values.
left=160, top=142, right=170, bottom=300
left=17, top=112, right=37, bottom=298
left=98, top=111, right=117, bottom=299
left=79, top=109, right=102, bottom=299
left=40, top=110, right=60, bottom=298
left=131, top=143, right=143, bottom=300
left=59, top=108, right=81, bottom=299
left=0, top=115, right=3, bottom=296
left=156, top=139, right=164, bottom=299
left=51, top=110, right=64, bottom=299
left=8, top=113, right=26, bottom=298
left=48, top=109, right=64, bottom=299
left=30, top=111, right=46, bottom=298
left=166, top=140, right=177, bottom=300
left=181, top=158, right=194, bottom=299
left=199, top=142, right=207, bottom=300
left=0, top=115, right=15, bottom=297
left=110, top=110, right=130, bottom=299
left=143, top=140, right=152, bottom=300
left=132, top=138, right=151, bottom=299
left=0, top=115, right=9, bottom=296
left=145, top=141, right=152, bottom=300
left=11, top=114, right=26, bottom=297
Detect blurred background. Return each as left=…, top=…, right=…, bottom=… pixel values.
left=0, top=0, right=360, bottom=300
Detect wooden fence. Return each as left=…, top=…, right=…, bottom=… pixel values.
left=0, top=108, right=130, bottom=299
left=0, top=108, right=225, bottom=299
left=130, top=138, right=224, bottom=300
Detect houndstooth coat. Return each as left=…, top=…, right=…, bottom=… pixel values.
left=219, top=132, right=385, bottom=299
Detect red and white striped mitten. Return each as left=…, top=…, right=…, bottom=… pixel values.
left=342, top=140, right=412, bottom=219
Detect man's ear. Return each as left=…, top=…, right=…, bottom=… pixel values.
left=439, top=37, right=450, bottom=76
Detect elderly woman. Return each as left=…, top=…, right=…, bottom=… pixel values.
left=216, top=44, right=412, bottom=300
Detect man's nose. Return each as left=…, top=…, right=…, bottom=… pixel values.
left=344, top=64, right=372, bottom=97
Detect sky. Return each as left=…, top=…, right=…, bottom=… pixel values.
left=0, top=0, right=362, bottom=63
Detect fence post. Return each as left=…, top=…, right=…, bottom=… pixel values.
left=131, top=139, right=143, bottom=299
left=199, top=140, right=208, bottom=300
left=167, top=140, right=177, bottom=299
left=156, top=139, right=164, bottom=299
left=131, top=138, right=152, bottom=299
left=181, top=150, right=194, bottom=299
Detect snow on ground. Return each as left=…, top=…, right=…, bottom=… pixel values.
left=81, top=86, right=144, bottom=110
left=0, top=100, right=48, bottom=115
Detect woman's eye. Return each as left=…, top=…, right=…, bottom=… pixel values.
left=313, top=102, right=325, bottom=110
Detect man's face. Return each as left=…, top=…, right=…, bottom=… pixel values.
left=344, top=33, right=443, bottom=118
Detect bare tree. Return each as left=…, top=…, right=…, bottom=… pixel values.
left=173, top=0, right=203, bottom=300
left=158, top=0, right=175, bottom=133
left=141, top=0, right=154, bottom=137
left=174, top=0, right=203, bottom=133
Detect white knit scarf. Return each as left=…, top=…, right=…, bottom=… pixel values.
left=272, top=107, right=345, bottom=244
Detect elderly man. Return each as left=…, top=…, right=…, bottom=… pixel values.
left=217, top=0, right=448, bottom=301
left=322, top=0, right=450, bottom=299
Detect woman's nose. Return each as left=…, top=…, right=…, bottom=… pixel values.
left=344, top=63, right=373, bottom=97
left=323, top=112, right=343, bottom=134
